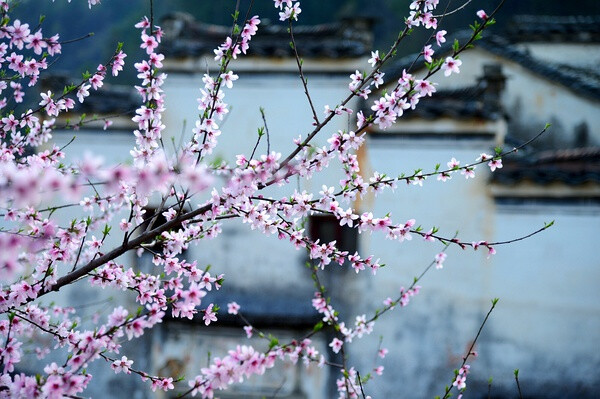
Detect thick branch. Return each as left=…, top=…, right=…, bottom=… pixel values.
left=39, top=203, right=213, bottom=297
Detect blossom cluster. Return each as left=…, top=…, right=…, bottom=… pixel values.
left=275, top=0, right=302, bottom=21
left=187, top=339, right=322, bottom=398
left=0, top=0, right=526, bottom=397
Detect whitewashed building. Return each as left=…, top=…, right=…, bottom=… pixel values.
left=41, top=13, right=600, bottom=399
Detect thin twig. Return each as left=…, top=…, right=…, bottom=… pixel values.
left=59, top=32, right=94, bottom=45
left=260, top=107, right=271, bottom=154
left=288, top=20, right=320, bottom=126
left=357, top=371, right=367, bottom=399
left=434, top=0, right=474, bottom=18
left=441, top=299, right=499, bottom=399
left=515, top=369, right=523, bottom=399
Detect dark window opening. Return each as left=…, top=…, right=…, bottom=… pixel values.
left=308, top=214, right=358, bottom=256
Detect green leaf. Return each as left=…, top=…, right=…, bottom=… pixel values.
left=453, top=39, right=460, bottom=52
left=268, top=337, right=279, bottom=349
left=313, top=321, right=324, bottom=332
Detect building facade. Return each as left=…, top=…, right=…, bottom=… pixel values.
left=41, top=13, right=600, bottom=398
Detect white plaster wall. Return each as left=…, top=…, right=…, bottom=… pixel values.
left=162, top=72, right=360, bottom=162
left=482, top=202, right=600, bottom=393
left=163, top=72, right=361, bottom=293
left=343, top=135, right=600, bottom=397
left=159, top=52, right=600, bottom=397
left=160, top=70, right=365, bottom=398
left=346, top=135, right=499, bottom=396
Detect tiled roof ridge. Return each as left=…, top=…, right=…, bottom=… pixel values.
left=163, top=11, right=348, bottom=37
left=383, top=30, right=600, bottom=101
left=492, top=146, right=600, bottom=186
left=533, top=147, right=600, bottom=164
left=161, top=12, right=372, bottom=59
left=510, top=14, right=600, bottom=24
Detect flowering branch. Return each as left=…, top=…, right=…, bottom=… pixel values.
left=440, top=298, right=499, bottom=399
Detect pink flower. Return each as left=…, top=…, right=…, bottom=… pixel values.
left=447, top=157, right=460, bottom=169
left=77, top=84, right=90, bottom=103
left=160, top=378, right=174, bottom=391
left=435, top=252, right=447, bottom=269
left=227, top=301, right=240, bottom=315
left=415, top=79, right=436, bottom=97
left=89, top=73, right=104, bottom=90
left=368, top=50, right=380, bottom=67
left=422, top=12, right=437, bottom=29
left=26, top=30, right=46, bottom=55
left=476, top=153, right=492, bottom=162
left=422, top=44, right=434, bottom=63
left=435, top=30, right=447, bottom=47
left=220, top=70, right=239, bottom=89
left=119, top=219, right=131, bottom=231
left=279, top=3, right=301, bottom=21
left=203, top=303, right=217, bottom=325
left=461, top=167, right=475, bottom=179
left=244, top=325, right=253, bottom=338
left=274, top=0, right=292, bottom=9
left=140, top=33, right=158, bottom=54
left=488, top=158, right=503, bottom=171
left=135, top=17, right=150, bottom=30
left=442, top=56, right=462, bottom=77
left=477, top=9, right=488, bottom=20
left=112, top=51, right=127, bottom=76
left=111, top=356, right=133, bottom=374
left=329, top=337, right=343, bottom=354
left=453, top=374, right=466, bottom=390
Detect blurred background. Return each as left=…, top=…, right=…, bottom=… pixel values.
left=15, top=0, right=600, bottom=398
